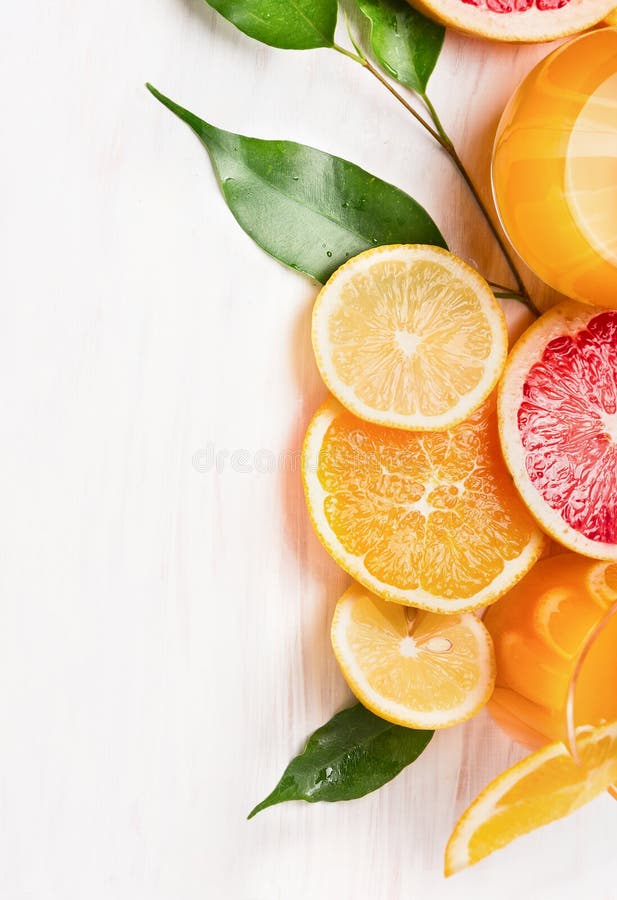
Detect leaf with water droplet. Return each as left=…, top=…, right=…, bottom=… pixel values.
left=356, top=0, right=444, bottom=95
left=147, top=85, right=446, bottom=283
left=205, top=0, right=338, bottom=50
left=248, top=703, right=433, bottom=818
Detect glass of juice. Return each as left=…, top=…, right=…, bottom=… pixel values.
left=484, top=553, right=617, bottom=763
left=491, top=27, right=617, bottom=307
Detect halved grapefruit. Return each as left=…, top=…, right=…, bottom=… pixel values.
left=499, top=301, right=617, bottom=561
left=408, top=0, right=615, bottom=42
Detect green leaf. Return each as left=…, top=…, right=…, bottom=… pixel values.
left=146, top=85, right=446, bottom=284
left=357, top=0, right=444, bottom=95
left=248, top=703, right=433, bottom=818
left=204, top=0, right=337, bottom=49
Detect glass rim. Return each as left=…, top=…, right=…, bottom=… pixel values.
left=565, top=599, right=617, bottom=772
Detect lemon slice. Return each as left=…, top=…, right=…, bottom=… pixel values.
left=311, top=245, right=508, bottom=431
left=445, top=720, right=617, bottom=875
left=330, top=582, right=495, bottom=729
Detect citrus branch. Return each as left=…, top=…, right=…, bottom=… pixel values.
left=421, top=93, right=533, bottom=307
left=333, top=44, right=539, bottom=316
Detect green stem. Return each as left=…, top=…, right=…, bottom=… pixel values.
left=333, top=45, right=539, bottom=316
left=422, top=93, right=450, bottom=145
left=332, top=42, right=365, bottom=65
left=423, top=93, right=535, bottom=311
left=334, top=46, right=445, bottom=145
left=365, top=57, right=447, bottom=147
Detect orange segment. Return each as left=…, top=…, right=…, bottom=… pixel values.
left=445, top=720, right=617, bottom=875
left=331, top=583, right=495, bottom=729
left=302, top=395, right=546, bottom=613
left=311, top=245, right=507, bottom=431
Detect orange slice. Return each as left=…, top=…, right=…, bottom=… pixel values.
left=331, top=582, right=495, bottom=729
left=311, top=245, right=507, bottom=431
left=302, top=395, right=546, bottom=613
left=445, top=720, right=617, bottom=875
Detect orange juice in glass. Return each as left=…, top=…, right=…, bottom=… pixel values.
left=484, top=553, right=617, bottom=753
left=491, top=27, right=617, bottom=308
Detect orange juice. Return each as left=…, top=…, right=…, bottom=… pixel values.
left=491, top=28, right=617, bottom=307
left=484, top=553, right=617, bottom=749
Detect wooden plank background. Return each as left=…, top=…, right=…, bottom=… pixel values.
left=1, top=3, right=614, bottom=897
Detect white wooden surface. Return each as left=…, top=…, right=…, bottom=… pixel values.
left=1, top=4, right=614, bottom=898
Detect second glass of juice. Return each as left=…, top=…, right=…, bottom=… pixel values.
left=484, top=553, right=617, bottom=750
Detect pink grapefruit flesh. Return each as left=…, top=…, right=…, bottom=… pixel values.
left=499, top=302, right=617, bottom=560
left=462, top=0, right=576, bottom=11
left=408, top=0, right=616, bottom=41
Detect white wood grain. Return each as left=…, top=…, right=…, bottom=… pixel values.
left=0, top=3, right=614, bottom=898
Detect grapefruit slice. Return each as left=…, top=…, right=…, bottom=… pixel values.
left=408, top=0, right=616, bottom=43
left=331, top=582, right=495, bottom=729
left=445, top=720, right=617, bottom=875
left=311, top=245, right=508, bottom=432
left=499, top=301, right=617, bottom=561
left=302, top=395, right=546, bottom=613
